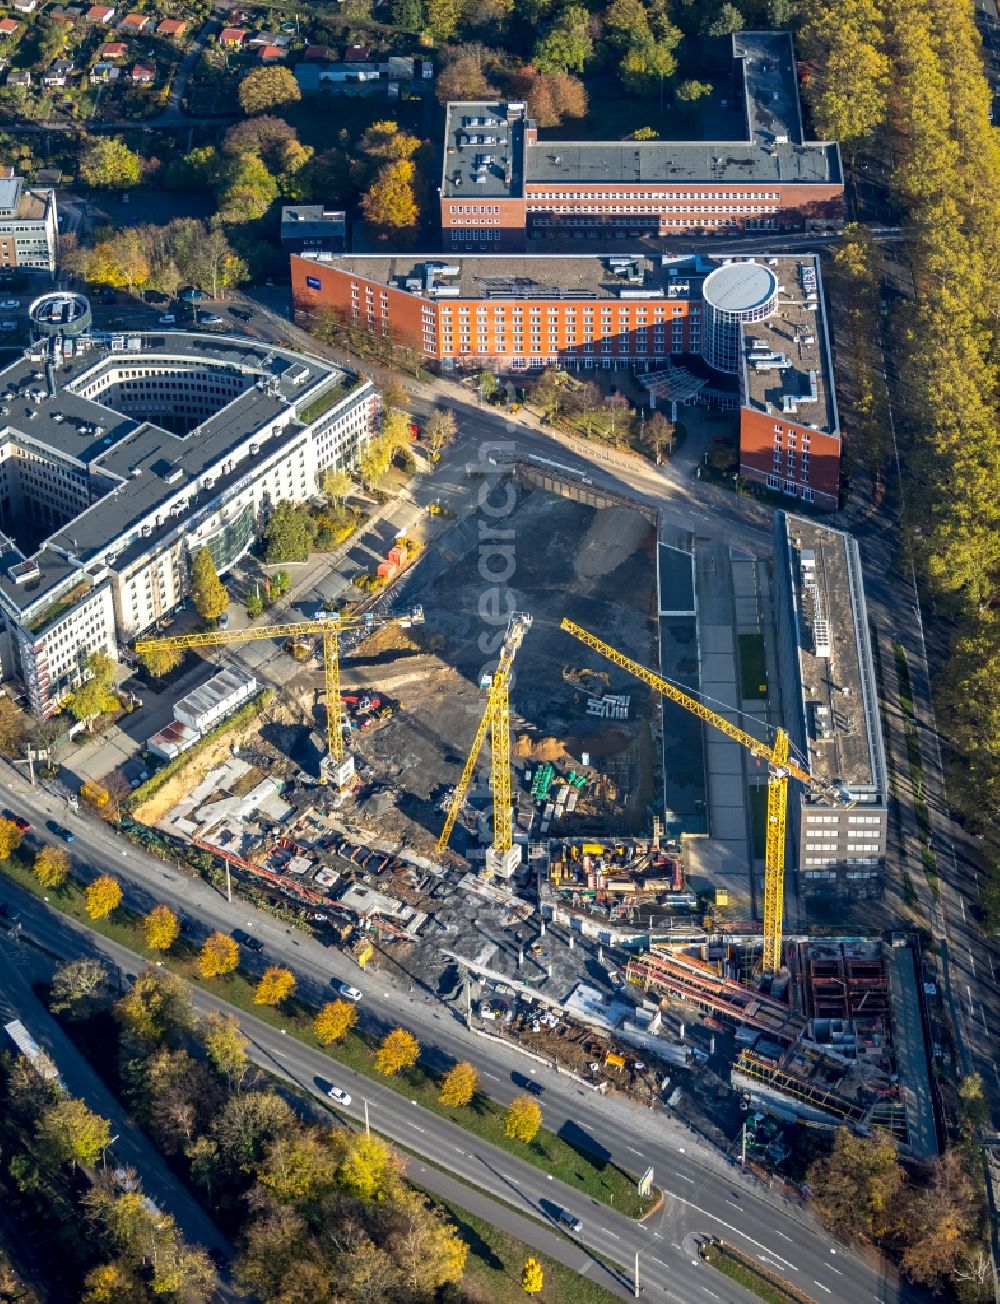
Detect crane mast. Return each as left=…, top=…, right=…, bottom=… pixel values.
left=560, top=617, right=852, bottom=974
left=437, top=612, right=532, bottom=879
left=136, top=606, right=424, bottom=782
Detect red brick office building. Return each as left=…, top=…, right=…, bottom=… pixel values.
left=291, top=249, right=841, bottom=510
left=438, top=33, right=843, bottom=252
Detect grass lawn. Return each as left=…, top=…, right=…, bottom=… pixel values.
left=701, top=1240, right=807, bottom=1304
left=430, top=1196, right=623, bottom=1304
left=747, top=783, right=768, bottom=860
left=2, top=852, right=654, bottom=1220
left=737, top=633, right=768, bottom=700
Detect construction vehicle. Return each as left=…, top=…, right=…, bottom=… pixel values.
left=437, top=612, right=532, bottom=878
left=560, top=617, right=853, bottom=974
left=562, top=665, right=611, bottom=692
left=136, top=606, right=424, bottom=784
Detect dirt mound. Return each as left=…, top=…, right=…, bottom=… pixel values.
left=573, top=505, right=651, bottom=581
left=562, top=727, right=630, bottom=759
left=515, top=734, right=567, bottom=762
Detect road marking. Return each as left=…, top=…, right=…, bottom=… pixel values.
left=813, top=1282, right=832, bottom=1294
left=627, top=1146, right=643, bottom=1156
left=702, top=1290, right=720, bottom=1300
left=728, top=1201, right=742, bottom=1209
left=406, top=1122, right=426, bottom=1134
left=483, top=1072, right=500, bottom=1081
left=989, top=953, right=996, bottom=983
left=773, top=1230, right=793, bottom=1242
left=828, top=1265, right=843, bottom=1276
left=960, top=897, right=967, bottom=923
left=602, top=1229, right=620, bottom=1240
left=652, top=1231, right=663, bottom=1239
left=651, top=1257, right=668, bottom=1268
left=981, top=1005, right=988, bottom=1035
left=678, top=1175, right=695, bottom=1183
left=660, top=1189, right=797, bottom=1272
left=759, top=1256, right=785, bottom=1272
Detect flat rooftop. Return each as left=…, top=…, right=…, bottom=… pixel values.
left=733, top=30, right=803, bottom=146
left=315, top=252, right=708, bottom=301
left=442, top=101, right=524, bottom=199
left=0, top=331, right=342, bottom=613
left=524, top=139, right=838, bottom=187
left=740, top=255, right=838, bottom=438
left=782, top=514, right=887, bottom=797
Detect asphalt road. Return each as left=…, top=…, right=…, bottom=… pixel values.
left=0, top=779, right=912, bottom=1304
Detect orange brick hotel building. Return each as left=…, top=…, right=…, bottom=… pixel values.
left=292, top=250, right=842, bottom=509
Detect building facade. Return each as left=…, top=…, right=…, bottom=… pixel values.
left=292, top=248, right=841, bottom=509
left=0, top=169, right=58, bottom=275
left=0, top=321, right=378, bottom=716
left=773, top=513, right=888, bottom=897
left=439, top=33, right=843, bottom=251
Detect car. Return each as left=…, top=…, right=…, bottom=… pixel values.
left=331, top=978, right=362, bottom=1002
left=1, top=299, right=19, bottom=309
left=159, top=313, right=176, bottom=325
left=511, top=1071, right=543, bottom=1096
left=231, top=928, right=264, bottom=953
left=408, top=421, right=421, bottom=439
left=229, top=306, right=254, bottom=321
left=327, top=1085, right=352, bottom=1107
left=197, top=311, right=224, bottom=326
left=556, top=1207, right=583, bottom=1233
left=0, top=903, right=22, bottom=924
left=4, top=811, right=32, bottom=832
left=0, top=322, right=16, bottom=333
left=46, top=820, right=74, bottom=843
left=218, top=612, right=230, bottom=630
left=180, top=287, right=205, bottom=303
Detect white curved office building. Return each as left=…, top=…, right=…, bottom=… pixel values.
left=700, top=261, right=779, bottom=374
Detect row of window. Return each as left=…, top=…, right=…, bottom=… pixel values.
left=526, top=204, right=780, bottom=216
left=525, top=191, right=783, bottom=202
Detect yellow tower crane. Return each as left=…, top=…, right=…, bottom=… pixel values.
left=560, top=617, right=853, bottom=974
left=135, top=605, right=424, bottom=782
left=437, top=612, right=532, bottom=878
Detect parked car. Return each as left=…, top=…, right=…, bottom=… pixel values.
left=231, top=928, right=264, bottom=953
left=180, top=287, right=205, bottom=302
left=3, top=810, right=32, bottom=832
left=1, top=299, right=19, bottom=309
left=197, top=311, right=224, bottom=326
left=159, top=313, right=175, bottom=324
left=331, top=978, right=362, bottom=1002
left=327, top=1085, right=352, bottom=1106
left=0, top=322, right=16, bottom=332
left=229, top=306, right=254, bottom=321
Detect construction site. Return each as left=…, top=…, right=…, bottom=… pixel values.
left=120, top=466, right=937, bottom=1171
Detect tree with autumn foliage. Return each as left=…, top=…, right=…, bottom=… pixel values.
left=253, top=966, right=296, bottom=1007
left=374, top=1027, right=420, bottom=1076
left=439, top=1061, right=478, bottom=1107
left=807, top=1127, right=905, bottom=1243
left=362, top=160, right=418, bottom=232
left=314, top=999, right=357, bottom=1044
left=0, top=815, right=24, bottom=861
left=504, top=1094, right=542, bottom=1143
left=142, top=904, right=180, bottom=952
left=34, top=843, right=71, bottom=889
left=198, top=931, right=240, bottom=979
left=85, top=875, right=122, bottom=921
left=137, top=642, right=183, bottom=679
left=522, top=1256, right=544, bottom=1293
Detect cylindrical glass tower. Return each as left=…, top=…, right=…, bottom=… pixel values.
left=700, top=263, right=779, bottom=374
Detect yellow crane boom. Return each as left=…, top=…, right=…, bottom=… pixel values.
left=560, top=617, right=852, bottom=973
left=136, top=606, right=424, bottom=772
left=438, top=613, right=532, bottom=876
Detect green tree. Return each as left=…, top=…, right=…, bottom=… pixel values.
left=115, top=968, right=193, bottom=1044
left=392, top=0, right=425, bottom=28
left=201, top=1012, right=250, bottom=1082
left=69, top=650, right=119, bottom=731
left=190, top=547, right=228, bottom=622
left=49, top=957, right=111, bottom=1020
left=216, top=153, right=279, bottom=224
left=708, top=2, right=744, bottom=35
left=533, top=6, right=593, bottom=72
left=79, top=136, right=141, bottom=188
left=677, top=79, right=713, bottom=101
left=504, top=1094, right=542, bottom=1142
left=425, top=0, right=462, bottom=40
left=264, top=501, right=317, bottom=563
left=238, top=65, right=302, bottom=115
left=321, top=467, right=352, bottom=507
left=137, top=642, right=183, bottom=678
left=37, top=1097, right=112, bottom=1168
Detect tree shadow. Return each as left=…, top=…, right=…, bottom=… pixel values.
left=435, top=1205, right=505, bottom=1272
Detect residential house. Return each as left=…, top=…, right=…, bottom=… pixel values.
left=156, top=17, right=186, bottom=37
left=11, top=0, right=38, bottom=13
left=5, top=68, right=30, bottom=87
left=280, top=205, right=346, bottom=254
left=248, top=31, right=288, bottom=47
left=0, top=18, right=19, bottom=36
left=344, top=44, right=370, bottom=61
left=98, top=40, right=127, bottom=58
left=258, top=44, right=285, bottom=62
left=118, top=11, right=150, bottom=33
left=0, top=168, right=58, bottom=274
left=85, top=4, right=116, bottom=20
left=130, top=61, right=154, bottom=83
left=43, top=59, right=75, bottom=86
left=219, top=26, right=246, bottom=47
left=89, top=59, right=119, bottom=82
left=303, top=44, right=330, bottom=60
